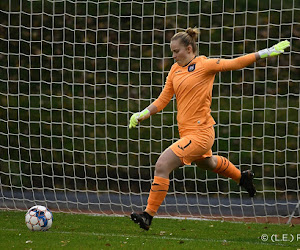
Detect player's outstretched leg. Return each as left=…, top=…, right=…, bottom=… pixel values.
left=131, top=211, right=153, bottom=231
left=239, top=170, right=256, bottom=197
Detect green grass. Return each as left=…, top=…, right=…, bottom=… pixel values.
left=0, top=210, right=299, bottom=249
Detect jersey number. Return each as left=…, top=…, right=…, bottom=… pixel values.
left=178, top=140, right=192, bottom=151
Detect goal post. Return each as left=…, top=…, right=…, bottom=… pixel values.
left=0, top=0, right=299, bottom=223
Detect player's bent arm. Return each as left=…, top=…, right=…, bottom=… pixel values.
left=129, top=62, right=175, bottom=129
left=129, top=104, right=158, bottom=129
left=129, top=77, right=174, bottom=129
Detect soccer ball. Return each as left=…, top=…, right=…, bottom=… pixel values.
left=25, top=205, right=53, bottom=231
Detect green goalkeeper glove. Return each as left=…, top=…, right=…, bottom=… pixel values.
left=129, top=108, right=150, bottom=129
left=258, top=40, right=290, bottom=59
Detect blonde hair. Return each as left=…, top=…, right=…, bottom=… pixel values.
left=171, top=28, right=199, bottom=53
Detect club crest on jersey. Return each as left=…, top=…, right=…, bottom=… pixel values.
left=188, top=64, right=196, bottom=72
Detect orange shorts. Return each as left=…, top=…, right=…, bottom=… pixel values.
left=169, top=126, right=215, bottom=165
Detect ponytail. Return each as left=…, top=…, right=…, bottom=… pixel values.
left=171, top=27, right=199, bottom=53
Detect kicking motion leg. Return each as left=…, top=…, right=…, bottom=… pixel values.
left=196, top=156, right=256, bottom=197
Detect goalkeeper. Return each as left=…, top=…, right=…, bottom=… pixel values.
left=129, top=28, right=290, bottom=231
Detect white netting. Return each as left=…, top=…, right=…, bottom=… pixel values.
left=0, top=0, right=299, bottom=223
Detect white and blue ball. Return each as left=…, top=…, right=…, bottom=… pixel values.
left=25, top=205, right=53, bottom=231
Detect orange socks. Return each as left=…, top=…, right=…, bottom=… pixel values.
left=145, top=176, right=170, bottom=216
left=213, top=156, right=241, bottom=183
left=145, top=157, right=239, bottom=216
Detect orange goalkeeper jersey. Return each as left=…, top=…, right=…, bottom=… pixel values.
left=152, top=53, right=256, bottom=136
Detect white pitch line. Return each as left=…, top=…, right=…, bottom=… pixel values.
left=55, top=231, right=199, bottom=242
left=0, top=228, right=291, bottom=247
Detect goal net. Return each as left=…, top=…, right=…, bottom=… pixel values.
left=0, top=0, right=299, bottom=223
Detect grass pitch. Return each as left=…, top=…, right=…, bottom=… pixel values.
left=0, top=210, right=299, bottom=249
